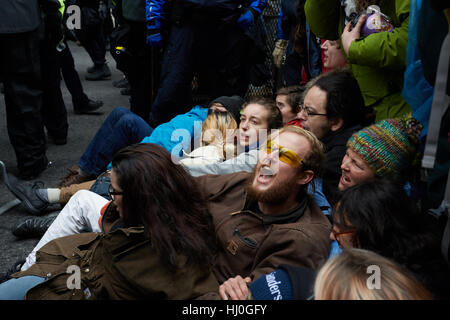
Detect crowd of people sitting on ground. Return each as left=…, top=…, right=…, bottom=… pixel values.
left=0, top=0, right=449, bottom=301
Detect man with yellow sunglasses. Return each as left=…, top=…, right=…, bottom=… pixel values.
left=194, top=125, right=331, bottom=300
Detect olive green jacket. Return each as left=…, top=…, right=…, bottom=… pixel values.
left=305, top=0, right=412, bottom=121
left=13, top=203, right=219, bottom=300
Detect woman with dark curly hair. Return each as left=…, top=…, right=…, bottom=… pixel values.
left=331, top=178, right=450, bottom=299
left=0, top=143, right=219, bottom=299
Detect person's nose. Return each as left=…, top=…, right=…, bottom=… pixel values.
left=341, top=156, right=350, bottom=171
left=297, top=108, right=307, bottom=121
left=321, top=40, right=329, bottom=50
left=261, top=149, right=277, bottom=164
left=240, top=120, right=249, bottom=131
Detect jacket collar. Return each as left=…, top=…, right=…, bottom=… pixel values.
left=321, top=124, right=362, bottom=151
left=101, top=202, right=144, bottom=236
left=239, top=191, right=309, bottom=226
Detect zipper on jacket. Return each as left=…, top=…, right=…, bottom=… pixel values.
left=233, top=228, right=258, bottom=248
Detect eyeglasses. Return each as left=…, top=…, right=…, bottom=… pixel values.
left=108, top=184, right=123, bottom=199
left=266, top=139, right=303, bottom=168
left=331, top=228, right=356, bottom=248
left=298, top=104, right=327, bottom=118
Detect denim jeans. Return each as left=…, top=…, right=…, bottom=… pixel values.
left=78, top=107, right=153, bottom=177
left=0, top=276, right=45, bottom=300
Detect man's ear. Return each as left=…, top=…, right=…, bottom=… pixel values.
left=330, top=117, right=344, bottom=132
left=296, top=170, right=314, bottom=186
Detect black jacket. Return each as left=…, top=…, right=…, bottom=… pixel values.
left=0, top=0, right=63, bottom=34
left=321, top=124, right=362, bottom=207
left=122, top=0, right=145, bottom=22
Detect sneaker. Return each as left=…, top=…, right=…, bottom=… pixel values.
left=74, top=99, right=103, bottom=114
left=58, top=165, right=93, bottom=187
left=12, top=215, right=57, bottom=238
left=85, top=64, right=111, bottom=81
left=5, top=174, right=49, bottom=214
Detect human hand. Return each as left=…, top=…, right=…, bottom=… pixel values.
left=272, top=39, right=288, bottom=68
left=219, top=275, right=252, bottom=300
left=341, top=14, right=366, bottom=55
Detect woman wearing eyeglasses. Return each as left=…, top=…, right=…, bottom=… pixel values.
left=240, top=179, right=449, bottom=300
left=0, top=144, right=220, bottom=299
left=329, top=178, right=450, bottom=300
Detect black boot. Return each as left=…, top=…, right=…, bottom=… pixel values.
left=112, top=77, right=129, bottom=88
left=120, top=87, right=131, bottom=96
left=0, top=259, right=26, bottom=284
left=85, top=64, right=111, bottom=81
left=86, top=65, right=96, bottom=73
left=12, top=215, right=57, bottom=238
left=74, top=98, right=103, bottom=114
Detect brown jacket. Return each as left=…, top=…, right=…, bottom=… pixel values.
left=13, top=203, right=219, bottom=300
left=195, top=172, right=332, bottom=283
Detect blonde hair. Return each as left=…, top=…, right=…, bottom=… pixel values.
left=314, top=248, right=433, bottom=300
left=201, top=110, right=238, bottom=159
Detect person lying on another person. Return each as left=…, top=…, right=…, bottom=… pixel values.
left=11, top=127, right=332, bottom=300
left=0, top=143, right=220, bottom=300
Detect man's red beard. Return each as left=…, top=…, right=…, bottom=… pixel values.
left=245, top=164, right=301, bottom=205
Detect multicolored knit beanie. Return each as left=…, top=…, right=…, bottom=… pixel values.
left=347, top=117, right=423, bottom=181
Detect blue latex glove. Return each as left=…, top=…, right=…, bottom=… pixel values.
left=146, top=32, right=162, bottom=47
left=237, top=10, right=254, bottom=30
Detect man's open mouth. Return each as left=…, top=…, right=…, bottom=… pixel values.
left=257, top=166, right=274, bottom=184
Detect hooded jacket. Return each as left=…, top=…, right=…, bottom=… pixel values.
left=13, top=202, right=220, bottom=300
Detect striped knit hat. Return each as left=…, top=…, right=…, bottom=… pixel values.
left=347, top=117, right=422, bottom=181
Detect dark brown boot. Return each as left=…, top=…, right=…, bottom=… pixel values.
left=58, top=165, right=93, bottom=187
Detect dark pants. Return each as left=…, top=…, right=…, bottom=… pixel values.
left=40, top=38, right=68, bottom=140
left=0, top=29, right=48, bottom=174
left=78, top=107, right=153, bottom=176
left=76, top=19, right=106, bottom=66
left=121, top=20, right=156, bottom=122
left=149, top=21, right=250, bottom=127
left=59, top=41, right=89, bottom=110
left=283, top=45, right=304, bottom=86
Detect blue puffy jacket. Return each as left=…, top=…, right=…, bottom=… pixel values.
left=107, top=106, right=208, bottom=171
left=139, top=105, right=208, bottom=159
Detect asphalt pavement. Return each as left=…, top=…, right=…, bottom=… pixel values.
left=0, top=41, right=130, bottom=278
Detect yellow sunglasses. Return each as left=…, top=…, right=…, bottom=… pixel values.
left=266, top=139, right=303, bottom=168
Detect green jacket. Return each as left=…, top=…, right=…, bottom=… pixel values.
left=13, top=202, right=219, bottom=300
left=305, top=0, right=412, bottom=121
